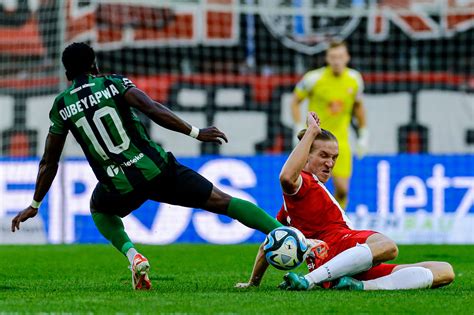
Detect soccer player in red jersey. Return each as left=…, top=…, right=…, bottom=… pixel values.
left=236, top=112, right=455, bottom=291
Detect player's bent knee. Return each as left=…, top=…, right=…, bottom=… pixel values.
left=376, top=241, right=398, bottom=261
left=386, top=241, right=399, bottom=260
left=367, top=234, right=398, bottom=262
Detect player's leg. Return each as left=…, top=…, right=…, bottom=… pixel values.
left=203, top=186, right=282, bottom=234
left=282, top=231, right=396, bottom=290
left=91, top=209, right=135, bottom=258
left=89, top=184, right=140, bottom=259
left=91, top=209, right=151, bottom=290
left=90, top=185, right=151, bottom=290
left=156, top=154, right=282, bottom=234
left=297, top=243, right=373, bottom=290
left=361, top=261, right=454, bottom=290
left=392, top=261, right=455, bottom=288
left=365, top=232, right=399, bottom=264
left=335, top=261, right=454, bottom=290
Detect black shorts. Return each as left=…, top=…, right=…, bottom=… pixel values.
left=90, top=152, right=213, bottom=217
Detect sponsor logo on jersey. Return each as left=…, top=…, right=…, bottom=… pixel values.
left=121, top=153, right=145, bottom=168
left=59, top=84, right=120, bottom=120
left=106, top=164, right=122, bottom=177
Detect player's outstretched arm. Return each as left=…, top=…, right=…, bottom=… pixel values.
left=279, top=112, right=321, bottom=194
left=125, top=87, right=228, bottom=144
left=235, top=242, right=269, bottom=288
left=11, top=132, right=66, bottom=232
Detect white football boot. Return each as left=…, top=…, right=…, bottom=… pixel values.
left=130, top=253, right=151, bottom=290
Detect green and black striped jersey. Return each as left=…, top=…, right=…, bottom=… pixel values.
left=49, top=74, right=169, bottom=194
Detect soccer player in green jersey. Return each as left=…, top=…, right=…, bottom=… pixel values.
left=11, top=42, right=282, bottom=290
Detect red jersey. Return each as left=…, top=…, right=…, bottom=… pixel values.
left=276, top=170, right=352, bottom=241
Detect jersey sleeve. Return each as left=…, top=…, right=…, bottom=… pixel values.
left=48, top=99, right=68, bottom=135
left=276, top=206, right=289, bottom=226
left=109, top=75, right=136, bottom=95
left=294, top=74, right=310, bottom=99
left=293, top=70, right=322, bottom=100
left=283, top=173, right=311, bottom=199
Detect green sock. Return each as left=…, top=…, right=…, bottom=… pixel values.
left=92, top=212, right=134, bottom=256
left=227, top=197, right=282, bottom=234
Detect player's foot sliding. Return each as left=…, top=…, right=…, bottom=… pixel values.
left=279, top=272, right=310, bottom=291
left=334, top=276, right=364, bottom=291
left=130, top=253, right=151, bottom=290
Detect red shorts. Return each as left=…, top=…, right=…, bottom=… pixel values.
left=306, top=229, right=397, bottom=286
left=353, top=263, right=398, bottom=281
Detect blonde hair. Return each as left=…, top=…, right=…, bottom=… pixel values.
left=297, top=128, right=338, bottom=152
left=327, top=40, right=348, bottom=51
left=297, top=128, right=336, bottom=141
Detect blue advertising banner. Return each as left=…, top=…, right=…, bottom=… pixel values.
left=0, top=155, right=473, bottom=244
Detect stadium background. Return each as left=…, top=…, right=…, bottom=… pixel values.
left=0, top=0, right=473, bottom=245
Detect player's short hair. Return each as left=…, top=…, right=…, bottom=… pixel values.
left=297, top=128, right=338, bottom=151
left=62, top=42, right=96, bottom=80
left=327, top=40, right=348, bottom=51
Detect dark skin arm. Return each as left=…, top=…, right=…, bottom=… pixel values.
left=11, top=132, right=67, bottom=232
left=124, top=87, right=228, bottom=144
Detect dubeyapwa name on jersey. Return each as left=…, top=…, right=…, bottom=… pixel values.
left=59, top=84, right=120, bottom=120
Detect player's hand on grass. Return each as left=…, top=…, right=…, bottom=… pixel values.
left=11, top=206, right=38, bottom=232
left=197, top=126, right=228, bottom=145
left=306, top=112, right=321, bottom=134
left=306, top=239, right=329, bottom=260
left=235, top=282, right=257, bottom=289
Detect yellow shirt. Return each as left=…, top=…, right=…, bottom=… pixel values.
left=294, top=66, right=364, bottom=143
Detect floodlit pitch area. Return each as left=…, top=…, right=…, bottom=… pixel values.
left=0, top=244, right=472, bottom=314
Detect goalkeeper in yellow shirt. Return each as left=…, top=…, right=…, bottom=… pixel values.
left=290, top=41, right=368, bottom=209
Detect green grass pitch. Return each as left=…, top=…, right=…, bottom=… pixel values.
left=0, top=244, right=472, bottom=314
